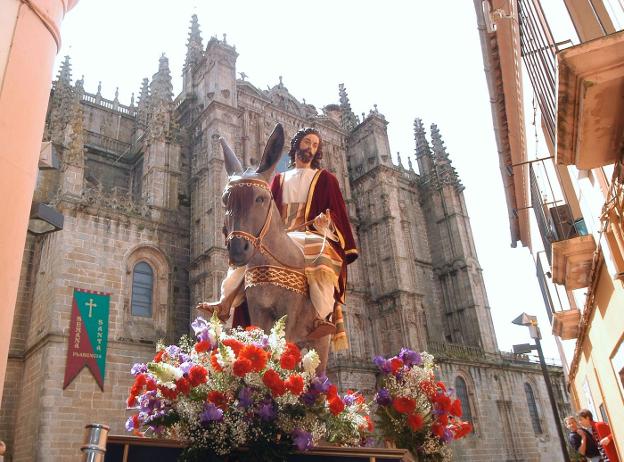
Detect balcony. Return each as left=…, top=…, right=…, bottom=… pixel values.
left=552, top=309, right=581, bottom=340
left=551, top=234, right=596, bottom=290
left=556, top=30, right=624, bottom=169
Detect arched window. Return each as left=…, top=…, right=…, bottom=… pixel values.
left=455, top=376, right=473, bottom=424
left=131, top=262, right=153, bottom=317
left=524, top=383, right=542, bottom=434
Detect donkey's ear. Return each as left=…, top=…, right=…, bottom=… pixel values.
left=220, top=136, right=243, bottom=176
left=256, top=123, right=285, bottom=176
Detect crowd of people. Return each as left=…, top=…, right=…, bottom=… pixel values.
left=565, top=410, right=619, bottom=462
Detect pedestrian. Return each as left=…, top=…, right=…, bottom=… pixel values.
left=578, top=409, right=620, bottom=462
left=565, top=415, right=602, bottom=461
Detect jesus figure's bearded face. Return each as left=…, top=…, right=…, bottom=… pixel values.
left=296, top=133, right=320, bottom=166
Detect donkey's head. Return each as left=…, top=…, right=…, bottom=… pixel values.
left=220, top=124, right=285, bottom=266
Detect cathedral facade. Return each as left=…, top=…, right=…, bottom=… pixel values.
left=0, top=16, right=570, bottom=461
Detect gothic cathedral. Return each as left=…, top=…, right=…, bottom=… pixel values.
left=1, top=16, right=569, bottom=462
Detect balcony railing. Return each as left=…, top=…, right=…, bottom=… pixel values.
left=518, top=0, right=558, bottom=144
left=530, top=162, right=586, bottom=264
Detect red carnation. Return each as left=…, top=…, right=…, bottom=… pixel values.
left=451, top=398, right=463, bottom=417
left=390, top=357, right=404, bottom=373
left=280, top=354, right=297, bottom=370
left=436, top=381, right=447, bottom=391
left=285, top=374, right=304, bottom=395
left=127, top=395, right=137, bottom=407
left=437, top=413, right=449, bottom=426
left=130, top=384, right=142, bottom=396
left=392, top=397, right=416, bottom=414
left=153, top=350, right=165, bottom=362
left=208, top=390, right=228, bottom=409
left=245, top=325, right=261, bottom=331
left=329, top=396, right=345, bottom=415
left=327, top=384, right=338, bottom=400
left=175, top=377, right=191, bottom=395
left=233, top=358, right=252, bottom=377
left=363, top=415, right=374, bottom=432
left=453, top=421, right=473, bottom=439
left=436, top=394, right=451, bottom=412
left=188, top=365, right=208, bottom=386
left=239, top=345, right=268, bottom=372
left=194, top=340, right=211, bottom=353
left=159, top=385, right=178, bottom=400
left=408, top=413, right=424, bottom=431
left=146, top=379, right=157, bottom=391
left=419, top=380, right=436, bottom=399
left=222, top=338, right=244, bottom=356
left=284, top=343, right=302, bottom=363
left=431, top=422, right=445, bottom=438
left=210, top=351, right=223, bottom=372
left=262, top=369, right=286, bottom=396
left=135, top=373, right=147, bottom=387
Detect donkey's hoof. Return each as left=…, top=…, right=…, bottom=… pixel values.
left=306, top=319, right=336, bottom=340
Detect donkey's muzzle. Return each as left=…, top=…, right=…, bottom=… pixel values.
left=228, top=237, right=251, bottom=266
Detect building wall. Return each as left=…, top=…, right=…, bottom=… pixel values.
left=571, top=263, right=624, bottom=457
left=3, top=205, right=189, bottom=461
left=438, top=361, right=568, bottom=462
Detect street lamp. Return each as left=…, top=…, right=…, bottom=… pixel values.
left=28, top=202, right=64, bottom=236
left=512, top=313, right=570, bottom=462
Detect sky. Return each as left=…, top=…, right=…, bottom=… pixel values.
left=53, top=0, right=573, bottom=362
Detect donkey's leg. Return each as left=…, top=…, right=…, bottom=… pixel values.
left=307, top=335, right=332, bottom=376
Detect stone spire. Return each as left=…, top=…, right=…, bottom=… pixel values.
left=184, top=14, right=203, bottom=69
left=430, top=123, right=463, bottom=190
left=338, top=83, right=359, bottom=132
left=56, top=55, right=72, bottom=86
left=147, top=55, right=177, bottom=142
left=150, top=54, right=173, bottom=104
left=136, top=78, right=150, bottom=128
left=414, top=118, right=432, bottom=159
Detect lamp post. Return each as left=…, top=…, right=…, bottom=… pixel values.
left=512, top=313, right=570, bottom=462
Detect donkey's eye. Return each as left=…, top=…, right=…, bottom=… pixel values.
left=255, top=196, right=265, bottom=204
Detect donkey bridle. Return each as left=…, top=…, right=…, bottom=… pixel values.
left=224, top=178, right=308, bottom=295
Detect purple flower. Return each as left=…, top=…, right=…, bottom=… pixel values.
left=373, top=356, right=391, bottom=374
left=238, top=387, right=253, bottom=408
left=399, top=348, right=422, bottom=367
left=258, top=402, right=276, bottom=421
left=139, top=390, right=162, bottom=414
left=300, top=391, right=318, bottom=406
left=165, top=345, right=181, bottom=358
left=125, top=416, right=137, bottom=431
left=442, top=428, right=454, bottom=443
left=363, top=437, right=376, bottom=447
left=191, top=317, right=211, bottom=343
left=131, top=363, right=147, bottom=375
left=179, top=361, right=193, bottom=375
left=292, top=429, right=313, bottom=451
left=179, top=353, right=191, bottom=364
left=343, top=394, right=355, bottom=406
left=200, top=403, right=223, bottom=424
left=375, top=388, right=392, bottom=406
left=310, top=375, right=330, bottom=393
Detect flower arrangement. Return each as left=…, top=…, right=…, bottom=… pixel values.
left=373, top=349, right=473, bottom=461
left=126, top=316, right=372, bottom=462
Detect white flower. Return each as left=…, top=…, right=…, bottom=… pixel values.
left=302, top=350, right=320, bottom=374
left=148, top=362, right=183, bottom=384
left=268, top=316, right=287, bottom=354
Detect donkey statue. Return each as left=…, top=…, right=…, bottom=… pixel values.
left=211, top=123, right=332, bottom=374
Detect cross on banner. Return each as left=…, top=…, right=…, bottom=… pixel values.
left=86, top=298, right=97, bottom=318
